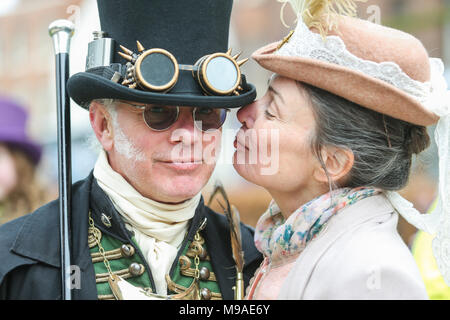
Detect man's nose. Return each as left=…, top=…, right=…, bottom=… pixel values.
left=237, top=100, right=257, bottom=129
left=169, top=108, right=201, bottom=145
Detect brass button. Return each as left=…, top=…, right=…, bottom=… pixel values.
left=129, top=263, right=144, bottom=276
left=121, top=244, right=135, bottom=257
left=101, top=213, right=112, bottom=228
left=200, top=287, right=211, bottom=300
left=199, top=267, right=210, bottom=281
left=198, top=247, right=208, bottom=260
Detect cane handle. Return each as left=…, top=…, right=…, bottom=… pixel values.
left=49, top=19, right=75, bottom=55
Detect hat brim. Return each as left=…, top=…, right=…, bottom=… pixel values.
left=252, top=42, right=439, bottom=126
left=67, top=72, right=257, bottom=110
left=0, top=132, right=42, bottom=165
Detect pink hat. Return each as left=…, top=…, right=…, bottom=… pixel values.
left=251, top=0, right=450, bottom=285
left=251, top=0, right=448, bottom=126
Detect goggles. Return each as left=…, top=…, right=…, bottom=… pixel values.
left=118, top=41, right=248, bottom=96
left=120, top=101, right=229, bottom=132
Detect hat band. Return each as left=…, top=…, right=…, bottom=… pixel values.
left=86, top=65, right=225, bottom=96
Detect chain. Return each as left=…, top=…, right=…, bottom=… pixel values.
left=193, top=232, right=201, bottom=279
left=89, top=211, right=114, bottom=278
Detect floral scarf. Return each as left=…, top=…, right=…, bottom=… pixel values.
left=254, top=187, right=381, bottom=261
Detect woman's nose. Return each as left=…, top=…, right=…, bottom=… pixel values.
left=237, top=101, right=257, bottom=129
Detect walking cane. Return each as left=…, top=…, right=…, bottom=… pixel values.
left=48, top=19, right=75, bottom=300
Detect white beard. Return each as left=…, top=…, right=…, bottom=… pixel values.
left=113, top=124, right=147, bottom=162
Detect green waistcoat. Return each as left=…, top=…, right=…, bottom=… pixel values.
left=89, top=217, right=222, bottom=300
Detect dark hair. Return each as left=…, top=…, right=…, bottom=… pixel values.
left=300, top=82, right=430, bottom=191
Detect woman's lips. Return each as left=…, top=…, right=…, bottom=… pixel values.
left=234, top=130, right=249, bottom=150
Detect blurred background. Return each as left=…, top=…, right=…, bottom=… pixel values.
left=0, top=0, right=449, bottom=246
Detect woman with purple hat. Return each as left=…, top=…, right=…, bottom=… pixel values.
left=0, top=97, right=48, bottom=224
left=233, top=0, right=450, bottom=299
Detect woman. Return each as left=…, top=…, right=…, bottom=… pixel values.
left=0, top=97, right=48, bottom=224
left=233, top=0, right=450, bottom=299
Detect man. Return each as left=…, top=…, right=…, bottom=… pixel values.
left=0, top=0, right=262, bottom=300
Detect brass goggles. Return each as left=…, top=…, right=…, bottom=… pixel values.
left=119, top=41, right=248, bottom=96
left=121, top=102, right=229, bottom=132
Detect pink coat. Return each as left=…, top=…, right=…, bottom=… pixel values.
left=246, top=194, right=428, bottom=300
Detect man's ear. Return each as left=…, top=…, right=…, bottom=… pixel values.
left=313, top=146, right=354, bottom=185
left=89, top=101, right=114, bottom=152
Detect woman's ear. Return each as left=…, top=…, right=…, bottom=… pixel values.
left=313, top=146, right=354, bottom=185
left=89, top=101, right=114, bottom=152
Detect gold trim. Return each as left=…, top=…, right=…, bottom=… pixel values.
left=186, top=251, right=211, bottom=261
left=178, top=255, right=192, bottom=269
left=210, top=292, right=223, bottom=300
left=166, top=275, right=200, bottom=300
left=193, top=55, right=210, bottom=94
left=135, top=48, right=179, bottom=92
left=118, top=51, right=133, bottom=62
left=185, top=251, right=210, bottom=260
left=136, top=40, right=145, bottom=53
left=96, top=268, right=132, bottom=283
left=98, top=294, right=116, bottom=300
left=88, top=226, right=101, bottom=249
left=180, top=267, right=217, bottom=282
left=237, top=58, right=249, bottom=67
left=91, top=248, right=122, bottom=263
left=119, top=45, right=134, bottom=56
left=166, top=276, right=222, bottom=300
left=277, top=30, right=295, bottom=50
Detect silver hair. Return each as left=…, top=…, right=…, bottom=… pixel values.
left=85, top=99, right=114, bottom=153
left=301, top=82, right=430, bottom=191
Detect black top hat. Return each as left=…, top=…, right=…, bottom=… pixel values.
left=67, top=0, right=256, bottom=109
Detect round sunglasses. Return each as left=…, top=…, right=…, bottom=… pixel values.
left=120, top=102, right=229, bottom=132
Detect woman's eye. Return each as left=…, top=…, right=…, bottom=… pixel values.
left=264, top=109, right=275, bottom=119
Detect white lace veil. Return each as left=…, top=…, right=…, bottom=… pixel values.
left=275, top=3, right=450, bottom=285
